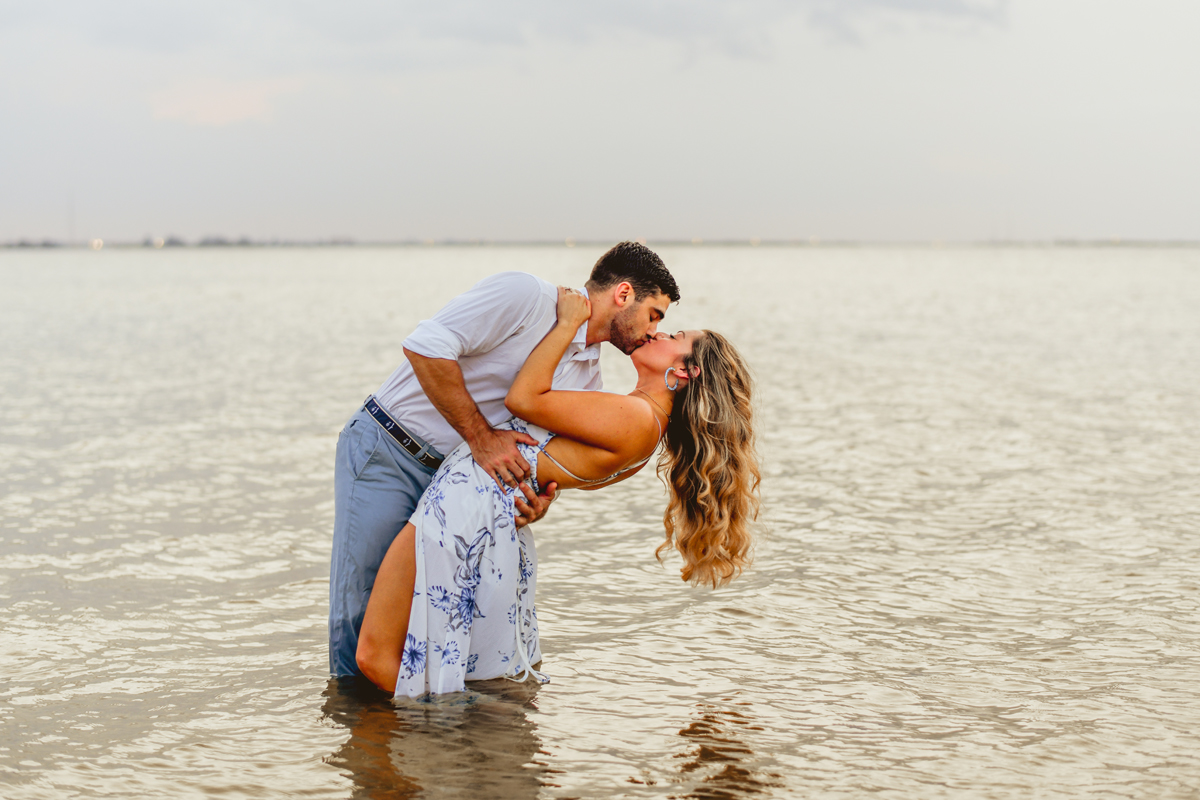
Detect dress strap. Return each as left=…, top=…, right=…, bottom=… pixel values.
left=537, top=447, right=592, bottom=483
left=537, top=412, right=663, bottom=485
left=507, top=613, right=549, bottom=685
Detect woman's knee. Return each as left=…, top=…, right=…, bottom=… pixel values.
left=355, top=634, right=390, bottom=685
left=354, top=635, right=375, bottom=676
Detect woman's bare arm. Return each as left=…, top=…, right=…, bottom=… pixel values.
left=506, top=289, right=658, bottom=462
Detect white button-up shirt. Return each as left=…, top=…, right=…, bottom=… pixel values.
left=374, top=271, right=602, bottom=455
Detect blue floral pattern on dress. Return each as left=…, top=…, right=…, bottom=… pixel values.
left=437, top=641, right=460, bottom=666
left=400, top=634, right=426, bottom=677
left=395, top=418, right=552, bottom=698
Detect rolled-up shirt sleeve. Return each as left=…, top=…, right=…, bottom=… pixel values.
left=403, top=272, right=545, bottom=361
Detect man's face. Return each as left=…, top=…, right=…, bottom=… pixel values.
left=609, top=291, right=670, bottom=355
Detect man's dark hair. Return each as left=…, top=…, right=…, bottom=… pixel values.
left=586, top=241, right=680, bottom=302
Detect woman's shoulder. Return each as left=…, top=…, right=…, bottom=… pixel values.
left=613, top=395, right=665, bottom=460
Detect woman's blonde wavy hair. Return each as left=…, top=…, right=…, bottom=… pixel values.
left=657, top=331, right=760, bottom=588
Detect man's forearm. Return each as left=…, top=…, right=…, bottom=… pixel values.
left=404, top=349, right=492, bottom=447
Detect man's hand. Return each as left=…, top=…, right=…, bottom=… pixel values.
left=468, top=428, right=539, bottom=489
left=514, top=481, right=558, bottom=528
left=406, top=351, right=538, bottom=489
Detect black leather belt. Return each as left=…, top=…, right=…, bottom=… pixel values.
left=364, top=396, right=444, bottom=470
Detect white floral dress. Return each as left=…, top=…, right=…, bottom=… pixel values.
left=395, top=418, right=549, bottom=698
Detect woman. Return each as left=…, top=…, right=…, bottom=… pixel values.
left=357, top=288, right=759, bottom=697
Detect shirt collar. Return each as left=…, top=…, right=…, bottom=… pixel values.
left=570, top=287, right=601, bottom=362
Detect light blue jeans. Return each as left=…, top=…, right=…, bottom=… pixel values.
left=328, top=407, right=440, bottom=677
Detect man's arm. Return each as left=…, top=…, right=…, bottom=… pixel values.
left=404, top=349, right=538, bottom=489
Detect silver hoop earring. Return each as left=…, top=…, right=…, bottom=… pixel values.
left=664, top=368, right=680, bottom=391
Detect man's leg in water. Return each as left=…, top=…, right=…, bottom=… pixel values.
left=329, top=409, right=435, bottom=677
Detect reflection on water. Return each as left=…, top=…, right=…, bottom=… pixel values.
left=323, top=680, right=423, bottom=800
left=2, top=245, right=1200, bottom=798
left=671, top=704, right=783, bottom=799
left=322, top=678, right=546, bottom=800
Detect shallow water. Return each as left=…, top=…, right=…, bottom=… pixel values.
left=2, top=244, right=1199, bottom=798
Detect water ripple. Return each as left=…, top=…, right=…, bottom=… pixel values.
left=2, top=245, right=1199, bottom=798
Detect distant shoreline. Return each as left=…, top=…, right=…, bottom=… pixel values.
left=4, top=238, right=1199, bottom=250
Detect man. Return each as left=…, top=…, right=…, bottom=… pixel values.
left=329, top=241, right=680, bottom=677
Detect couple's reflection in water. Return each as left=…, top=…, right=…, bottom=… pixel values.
left=322, top=676, right=550, bottom=800
left=323, top=680, right=778, bottom=799
left=668, top=703, right=783, bottom=799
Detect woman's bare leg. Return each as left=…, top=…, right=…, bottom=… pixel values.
left=356, top=523, right=417, bottom=693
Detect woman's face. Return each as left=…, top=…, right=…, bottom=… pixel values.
left=631, top=329, right=700, bottom=372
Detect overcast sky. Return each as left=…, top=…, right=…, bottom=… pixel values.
left=2, top=0, right=1197, bottom=243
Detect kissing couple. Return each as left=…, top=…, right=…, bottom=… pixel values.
left=329, top=242, right=760, bottom=698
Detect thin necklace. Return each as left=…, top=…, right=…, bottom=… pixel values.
left=634, top=388, right=670, bottom=419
